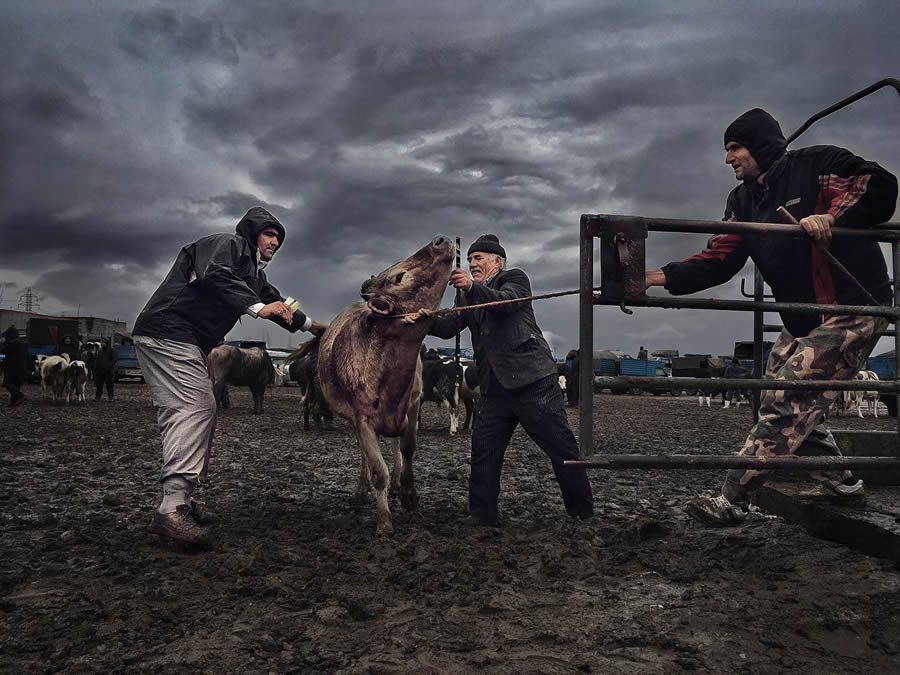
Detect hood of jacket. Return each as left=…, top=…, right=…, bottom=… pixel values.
left=235, top=207, right=286, bottom=251
left=724, top=108, right=787, bottom=176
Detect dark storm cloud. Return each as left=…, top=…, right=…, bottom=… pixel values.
left=0, top=207, right=204, bottom=272
left=0, top=0, right=896, bottom=354
left=118, top=7, right=238, bottom=64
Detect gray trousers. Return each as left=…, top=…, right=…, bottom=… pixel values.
left=134, top=336, right=216, bottom=486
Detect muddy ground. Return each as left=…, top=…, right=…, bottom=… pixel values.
left=2, top=382, right=900, bottom=674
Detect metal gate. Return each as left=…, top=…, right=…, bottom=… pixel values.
left=575, top=214, right=900, bottom=470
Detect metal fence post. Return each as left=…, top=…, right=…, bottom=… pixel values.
left=894, top=241, right=900, bottom=439
left=753, top=266, right=764, bottom=423
left=579, top=216, right=594, bottom=457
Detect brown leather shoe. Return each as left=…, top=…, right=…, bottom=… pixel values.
left=147, top=504, right=212, bottom=548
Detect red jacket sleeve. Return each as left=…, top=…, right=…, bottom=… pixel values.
left=662, top=228, right=749, bottom=296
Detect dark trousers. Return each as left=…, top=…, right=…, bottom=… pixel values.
left=470, top=372, right=594, bottom=523
left=95, top=371, right=115, bottom=400
left=5, top=378, right=24, bottom=405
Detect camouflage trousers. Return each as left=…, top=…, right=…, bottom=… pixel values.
left=722, top=313, right=888, bottom=503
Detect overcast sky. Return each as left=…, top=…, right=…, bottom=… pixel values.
left=1, top=1, right=898, bottom=357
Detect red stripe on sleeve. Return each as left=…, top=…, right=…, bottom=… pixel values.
left=682, top=233, right=742, bottom=263
left=819, top=173, right=872, bottom=220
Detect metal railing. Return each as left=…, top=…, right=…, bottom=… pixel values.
left=577, top=214, right=900, bottom=462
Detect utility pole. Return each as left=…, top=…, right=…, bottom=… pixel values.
left=17, top=287, right=39, bottom=313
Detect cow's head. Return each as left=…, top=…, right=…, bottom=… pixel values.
left=360, top=236, right=455, bottom=318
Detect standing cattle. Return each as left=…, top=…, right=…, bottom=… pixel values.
left=207, top=345, right=275, bottom=414
left=65, top=360, right=88, bottom=403
left=843, top=370, right=881, bottom=417
left=419, top=356, right=460, bottom=435
left=459, top=362, right=480, bottom=430
left=309, top=236, right=455, bottom=536
left=41, top=355, right=71, bottom=401
left=288, top=342, right=334, bottom=430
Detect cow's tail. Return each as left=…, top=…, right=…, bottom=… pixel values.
left=285, top=336, right=320, bottom=364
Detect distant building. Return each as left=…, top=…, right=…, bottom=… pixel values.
left=0, top=309, right=127, bottom=343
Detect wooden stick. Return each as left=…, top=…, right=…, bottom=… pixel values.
left=776, top=206, right=881, bottom=306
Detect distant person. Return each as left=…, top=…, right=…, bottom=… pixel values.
left=55, top=335, right=78, bottom=361
left=723, top=357, right=748, bottom=409
left=133, top=206, right=328, bottom=548
left=93, top=337, right=116, bottom=401
left=2, top=326, right=29, bottom=407
left=404, top=234, right=593, bottom=526
left=644, top=107, right=896, bottom=525
left=637, top=346, right=648, bottom=360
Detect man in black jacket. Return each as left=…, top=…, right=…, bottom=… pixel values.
left=2, top=326, right=30, bottom=407
left=404, top=234, right=593, bottom=526
left=645, top=108, right=897, bottom=526
left=55, top=335, right=78, bottom=362
left=133, top=206, right=327, bottom=547
left=93, top=337, right=116, bottom=401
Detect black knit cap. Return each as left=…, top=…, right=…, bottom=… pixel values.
left=467, top=233, right=506, bottom=258
left=724, top=108, right=787, bottom=174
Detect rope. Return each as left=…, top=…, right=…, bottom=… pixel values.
left=389, top=286, right=603, bottom=320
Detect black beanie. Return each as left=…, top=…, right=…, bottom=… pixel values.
left=724, top=108, right=787, bottom=174
left=467, top=233, right=506, bottom=259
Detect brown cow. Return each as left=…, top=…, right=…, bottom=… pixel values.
left=305, top=236, right=455, bottom=536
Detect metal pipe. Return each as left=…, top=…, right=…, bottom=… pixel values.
left=753, top=267, right=764, bottom=422
left=785, top=78, right=900, bottom=146
left=592, top=375, right=900, bottom=392
left=597, top=294, right=900, bottom=320
left=894, top=242, right=900, bottom=438
left=579, top=217, right=594, bottom=457
left=566, top=455, right=900, bottom=471
left=582, top=214, right=900, bottom=242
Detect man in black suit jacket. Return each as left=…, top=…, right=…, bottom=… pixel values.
left=404, top=234, right=593, bottom=526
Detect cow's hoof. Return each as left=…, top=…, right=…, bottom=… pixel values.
left=350, top=491, right=369, bottom=506
left=400, top=489, right=419, bottom=511
left=376, top=521, right=394, bottom=537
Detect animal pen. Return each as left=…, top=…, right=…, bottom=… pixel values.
left=573, top=212, right=900, bottom=472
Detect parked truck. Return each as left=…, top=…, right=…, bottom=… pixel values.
left=591, top=350, right=674, bottom=395
left=113, top=344, right=143, bottom=382
left=24, top=318, right=80, bottom=382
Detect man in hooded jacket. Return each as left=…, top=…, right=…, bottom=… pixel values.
left=645, top=108, right=897, bottom=526
left=133, top=206, right=327, bottom=547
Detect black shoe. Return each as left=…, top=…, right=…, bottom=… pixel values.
left=188, top=500, right=218, bottom=526
left=462, top=514, right=500, bottom=528
left=147, top=504, right=212, bottom=549
left=10, top=394, right=26, bottom=408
